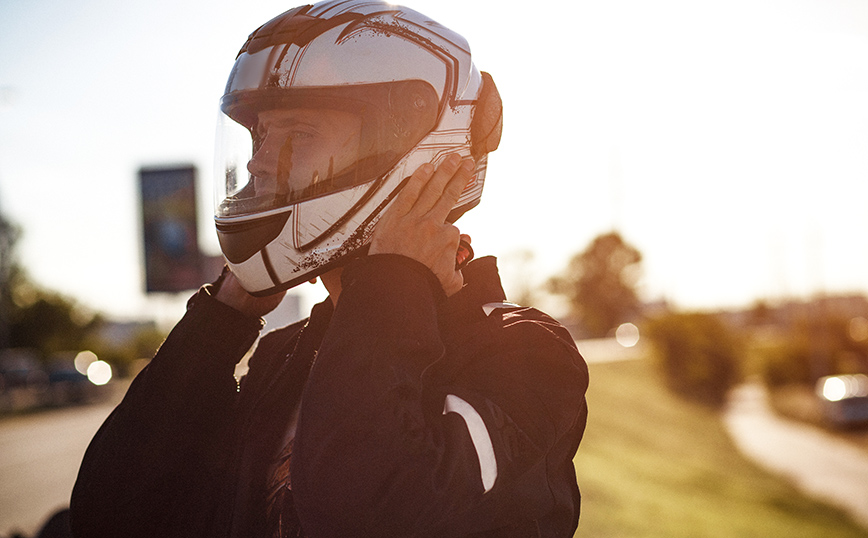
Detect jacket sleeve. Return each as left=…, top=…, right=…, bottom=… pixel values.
left=69, top=285, right=262, bottom=538
left=291, top=255, right=589, bottom=537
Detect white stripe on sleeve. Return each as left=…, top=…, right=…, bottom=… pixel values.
left=442, top=394, right=497, bottom=493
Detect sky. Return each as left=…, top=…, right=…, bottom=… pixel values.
left=1, top=0, right=867, bottom=323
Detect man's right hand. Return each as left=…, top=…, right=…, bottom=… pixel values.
left=215, top=269, right=286, bottom=319
left=369, top=153, right=475, bottom=296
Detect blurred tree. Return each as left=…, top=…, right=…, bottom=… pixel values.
left=759, top=312, right=868, bottom=387
left=548, top=231, right=642, bottom=338
left=644, top=311, right=742, bottom=407
left=0, top=207, right=103, bottom=357
left=0, top=208, right=21, bottom=349
left=748, top=299, right=774, bottom=326
left=9, top=282, right=103, bottom=356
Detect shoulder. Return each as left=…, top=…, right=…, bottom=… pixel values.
left=462, top=302, right=588, bottom=399
left=485, top=303, right=582, bottom=361
left=446, top=302, right=588, bottom=443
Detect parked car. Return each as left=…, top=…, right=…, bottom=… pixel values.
left=43, top=355, right=100, bottom=406
left=0, top=349, right=48, bottom=392
left=0, top=349, right=110, bottom=411
left=816, top=374, right=868, bottom=427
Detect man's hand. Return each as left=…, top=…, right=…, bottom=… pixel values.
left=369, top=153, right=475, bottom=297
left=215, top=268, right=286, bottom=319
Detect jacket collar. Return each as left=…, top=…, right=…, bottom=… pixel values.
left=438, top=255, right=508, bottom=343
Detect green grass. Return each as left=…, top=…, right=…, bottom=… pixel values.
left=573, top=359, right=868, bottom=538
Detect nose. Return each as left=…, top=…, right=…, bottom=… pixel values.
left=247, top=143, right=274, bottom=181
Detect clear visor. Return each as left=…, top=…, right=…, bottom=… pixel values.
left=214, top=83, right=438, bottom=219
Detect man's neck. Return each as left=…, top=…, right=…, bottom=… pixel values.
left=319, top=267, right=344, bottom=308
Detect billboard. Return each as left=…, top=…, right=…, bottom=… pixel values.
left=139, top=165, right=203, bottom=293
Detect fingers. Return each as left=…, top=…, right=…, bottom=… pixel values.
left=389, top=162, right=434, bottom=216
left=434, top=223, right=464, bottom=296
left=411, top=153, right=462, bottom=216
left=215, top=269, right=286, bottom=318
left=393, top=154, right=474, bottom=220
left=430, top=158, right=475, bottom=221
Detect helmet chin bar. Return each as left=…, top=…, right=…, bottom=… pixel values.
left=216, top=211, right=291, bottom=264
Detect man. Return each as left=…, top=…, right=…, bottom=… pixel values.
left=71, top=2, right=589, bottom=537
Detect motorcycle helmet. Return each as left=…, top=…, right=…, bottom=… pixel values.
left=214, top=0, right=503, bottom=295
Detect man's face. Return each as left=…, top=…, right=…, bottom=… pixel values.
left=247, top=108, right=363, bottom=201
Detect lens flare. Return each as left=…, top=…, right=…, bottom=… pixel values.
left=74, top=350, right=98, bottom=374
left=615, top=323, right=640, bottom=348
left=849, top=317, right=868, bottom=342
left=819, top=374, right=868, bottom=401
left=822, top=377, right=847, bottom=402
left=87, top=360, right=113, bottom=386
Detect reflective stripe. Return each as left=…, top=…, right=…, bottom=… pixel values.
left=482, top=302, right=520, bottom=316
left=443, top=394, right=497, bottom=492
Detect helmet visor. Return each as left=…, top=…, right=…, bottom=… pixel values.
left=215, top=81, right=438, bottom=219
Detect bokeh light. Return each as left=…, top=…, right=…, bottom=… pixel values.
left=86, top=360, right=113, bottom=386
left=822, top=377, right=847, bottom=402
left=615, top=323, right=640, bottom=348
left=74, top=350, right=98, bottom=375
left=848, top=317, right=868, bottom=343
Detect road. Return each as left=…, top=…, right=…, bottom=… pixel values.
left=0, top=387, right=124, bottom=537
left=724, top=382, right=868, bottom=529
left=575, top=337, right=645, bottom=363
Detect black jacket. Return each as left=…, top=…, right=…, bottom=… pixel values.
left=71, top=255, right=588, bottom=537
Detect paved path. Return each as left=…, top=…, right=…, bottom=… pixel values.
left=0, top=386, right=124, bottom=536
left=575, top=338, right=645, bottom=363
left=724, top=382, right=868, bottom=528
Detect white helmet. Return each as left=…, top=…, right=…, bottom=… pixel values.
left=214, top=0, right=502, bottom=295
